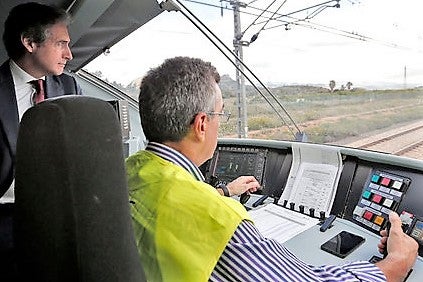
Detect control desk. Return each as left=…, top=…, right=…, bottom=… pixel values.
left=200, top=138, right=423, bottom=281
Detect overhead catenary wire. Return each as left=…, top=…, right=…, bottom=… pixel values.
left=250, top=0, right=287, bottom=43
left=272, top=0, right=339, bottom=20
left=241, top=0, right=278, bottom=38
left=221, top=0, right=339, bottom=24
left=184, top=0, right=412, bottom=51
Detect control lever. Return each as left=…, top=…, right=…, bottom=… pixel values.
left=383, top=221, right=391, bottom=258
left=240, top=193, right=250, bottom=205
left=252, top=195, right=269, bottom=207
left=320, top=214, right=336, bottom=232
left=210, top=175, right=230, bottom=197
left=209, top=175, right=220, bottom=187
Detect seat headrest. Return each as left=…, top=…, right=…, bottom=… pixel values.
left=14, top=96, right=145, bottom=281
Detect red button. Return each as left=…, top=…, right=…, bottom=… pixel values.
left=363, top=211, right=374, bottom=221
left=380, top=177, right=391, bottom=187
left=372, top=194, right=383, bottom=204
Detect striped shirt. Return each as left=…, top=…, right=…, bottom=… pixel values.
left=146, top=142, right=386, bottom=281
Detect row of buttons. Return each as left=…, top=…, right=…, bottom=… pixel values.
left=368, top=182, right=403, bottom=197
left=353, top=170, right=411, bottom=232
left=360, top=198, right=393, bottom=215
left=362, top=190, right=394, bottom=208
left=353, top=205, right=386, bottom=231
left=371, top=173, right=405, bottom=191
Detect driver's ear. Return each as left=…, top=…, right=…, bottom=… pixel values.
left=191, top=112, right=208, bottom=142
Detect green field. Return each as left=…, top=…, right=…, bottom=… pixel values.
left=220, top=87, right=423, bottom=144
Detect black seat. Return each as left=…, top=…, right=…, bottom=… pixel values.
left=13, top=96, right=145, bottom=281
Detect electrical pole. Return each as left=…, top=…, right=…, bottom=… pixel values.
left=403, top=65, right=407, bottom=89
left=231, top=0, right=248, bottom=138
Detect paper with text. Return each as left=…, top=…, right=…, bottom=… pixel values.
left=278, top=143, right=342, bottom=217
left=249, top=203, right=319, bottom=243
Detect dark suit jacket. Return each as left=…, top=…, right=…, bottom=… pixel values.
left=0, top=60, right=82, bottom=197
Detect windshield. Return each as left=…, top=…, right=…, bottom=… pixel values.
left=84, top=0, right=423, bottom=161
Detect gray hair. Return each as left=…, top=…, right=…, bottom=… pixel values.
left=139, top=56, right=220, bottom=143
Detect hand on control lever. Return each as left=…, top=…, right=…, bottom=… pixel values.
left=376, top=212, right=418, bottom=282
left=381, top=221, right=390, bottom=258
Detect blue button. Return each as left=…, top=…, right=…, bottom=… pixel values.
left=363, top=190, right=372, bottom=199
left=371, top=174, right=380, bottom=183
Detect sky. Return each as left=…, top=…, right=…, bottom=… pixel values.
left=85, top=0, right=423, bottom=89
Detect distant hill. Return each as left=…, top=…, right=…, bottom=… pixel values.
left=219, top=74, right=330, bottom=97
left=124, top=73, right=378, bottom=99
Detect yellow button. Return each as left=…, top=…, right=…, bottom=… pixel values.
left=373, top=216, right=385, bottom=226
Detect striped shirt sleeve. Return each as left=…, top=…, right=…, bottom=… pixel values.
left=210, top=220, right=386, bottom=282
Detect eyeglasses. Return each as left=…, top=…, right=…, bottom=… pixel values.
left=206, top=111, right=231, bottom=123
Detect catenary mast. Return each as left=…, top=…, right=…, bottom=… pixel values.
left=231, top=0, right=248, bottom=138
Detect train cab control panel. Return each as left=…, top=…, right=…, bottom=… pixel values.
left=200, top=139, right=423, bottom=281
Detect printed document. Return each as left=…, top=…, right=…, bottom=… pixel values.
left=249, top=203, right=319, bottom=243
left=278, top=143, right=342, bottom=217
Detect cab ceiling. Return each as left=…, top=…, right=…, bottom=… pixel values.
left=0, top=0, right=163, bottom=72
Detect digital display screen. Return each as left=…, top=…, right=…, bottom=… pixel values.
left=211, top=147, right=266, bottom=184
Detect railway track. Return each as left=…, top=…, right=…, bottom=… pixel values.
left=348, top=121, right=423, bottom=159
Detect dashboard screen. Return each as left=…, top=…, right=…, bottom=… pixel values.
left=209, top=146, right=267, bottom=184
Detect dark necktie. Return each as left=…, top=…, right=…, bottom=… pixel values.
left=30, top=79, right=45, bottom=105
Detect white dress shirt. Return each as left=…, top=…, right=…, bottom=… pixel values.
left=0, top=61, right=45, bottom=203
left=9, top=60, right=45, bottom=120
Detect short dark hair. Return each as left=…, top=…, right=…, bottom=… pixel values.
left=3, top=2, right=70, bottom=60
left=139, top=57, right=220, bottom=143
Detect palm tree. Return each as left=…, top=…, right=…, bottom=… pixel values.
left=329, top=80, right=336, bottom=92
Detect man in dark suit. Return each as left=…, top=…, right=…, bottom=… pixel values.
left=0, top=2, right=82, bottom=200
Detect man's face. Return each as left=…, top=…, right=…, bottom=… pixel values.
left=30, top=22, right=72, bottom=77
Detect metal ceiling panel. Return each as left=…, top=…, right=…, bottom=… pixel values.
left=67, top=0, right=163, bottom=72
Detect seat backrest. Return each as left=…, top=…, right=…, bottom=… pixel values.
left=14, top=96, right=145, bottom=281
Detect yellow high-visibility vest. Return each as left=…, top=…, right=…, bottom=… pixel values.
left=127, top=150, right=250, bottom=282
